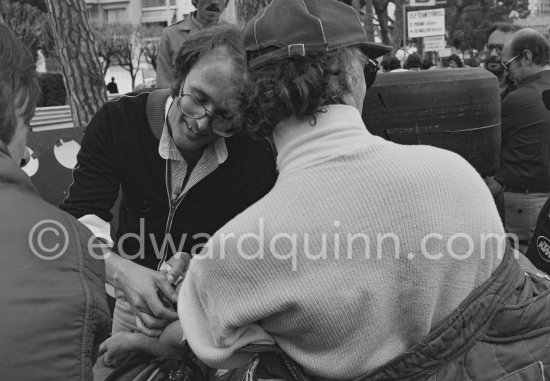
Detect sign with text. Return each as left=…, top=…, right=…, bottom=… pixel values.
left=410, top=0, right=436, bottom=6
left=407, top=8, right=445, bottom=38
left=438, top=48, right=453, bottom=57
left=424, top=35, right=446, bottom=51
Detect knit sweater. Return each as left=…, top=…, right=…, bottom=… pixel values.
left=178, top=105, right=505, bottom=379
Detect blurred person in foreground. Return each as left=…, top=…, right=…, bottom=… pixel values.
left=156, top=0, right=229, bottom=88
left=0, top=23, right=110, bottom=380
left=495, top=28, right=550, bottom=254
left=177, top=0, right=550, bottom=379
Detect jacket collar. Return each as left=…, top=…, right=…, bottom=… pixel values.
left=0, top=142, right=38, bottom=195
left=146, top=88, right=172, bottom=140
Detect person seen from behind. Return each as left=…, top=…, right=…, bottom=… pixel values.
left=177, top=0, right=550, bottom=380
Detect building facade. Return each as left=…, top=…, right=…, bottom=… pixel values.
left=85, top=0, right=195, bottom=26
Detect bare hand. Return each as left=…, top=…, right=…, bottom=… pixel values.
left=98, top=331, right=170, bottom=367
left=160, top=252, right=192, bottom=303
left=112, top=257, right=179, bottom=332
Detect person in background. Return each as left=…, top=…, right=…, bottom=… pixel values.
left=495, top=28, right=550, bottom=253
left=107, top=77, right=119, bottom=94
left=485, top=22, right=522, bottom=97
left=177, top=1, right=550, bottom=380
left=403, top=52, right=422, bottom=70
left=60, top=24, right=277, bottom=377
left=421, top=58, right=434, bottom=70
left=156, top=0, right=228, bottom=88
left=0, top=23, right=110, bottom=380
left=381, top=56, right=402, bottom=72
left=447, top=53, right=463, bottom=68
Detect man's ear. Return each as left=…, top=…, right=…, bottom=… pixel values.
left=524, top=50, right=533, bottom=64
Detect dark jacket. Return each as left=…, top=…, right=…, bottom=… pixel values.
left=0, top=143, right=110, bottom=380
left=357, top=247, right=550, bottom=381
left=61, top=89, right=277, bottom=269
left=495, top=70, right=550, bottom=191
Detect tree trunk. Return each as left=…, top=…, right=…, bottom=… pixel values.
left=392, top=0, right=405, bottom=55
left=45, top=0, right=107, bottom=129
left=363, top=0, right=375, bottom=42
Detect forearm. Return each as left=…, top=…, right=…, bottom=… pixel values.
left=159, top=320, right=187, bottom=356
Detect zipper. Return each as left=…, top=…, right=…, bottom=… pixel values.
left=157, top=160, right=187, bottom=270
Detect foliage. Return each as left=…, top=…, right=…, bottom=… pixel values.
left=9, top=0, right=46, bottom=12
left=446, top=0, right=526, bottom=52
left=140, top=25, right=163, bottom=71
left=37, top=72, right=66, bottom=107
left=0, top=0, right=55, bottom=60
left=91, top=22, right=161, bottom=89
left=91, top=22, right=134, bottom=76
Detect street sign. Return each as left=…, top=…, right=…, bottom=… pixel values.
left=438, top=48, right=453, bottom=57
left=424, top=35, right=446, bottom=51
left=407, top=8, right=445, bottom=38
left=410, top=0, right=436, bottom=6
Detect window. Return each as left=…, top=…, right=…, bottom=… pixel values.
left=104, top=8, right=128, bottom=23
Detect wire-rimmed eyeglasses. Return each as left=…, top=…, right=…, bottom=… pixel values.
left=501, top=54, right=520, bottom=72
left=176, top=93, right=236, bottom=138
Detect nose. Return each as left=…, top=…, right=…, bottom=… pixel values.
left=489, top=48, right=499, bottom=57
left=196, top=115, right=212, bottom=132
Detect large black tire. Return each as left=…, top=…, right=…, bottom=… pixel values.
left=362, top=68, right=501, bottom=177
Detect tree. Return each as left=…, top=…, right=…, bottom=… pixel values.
left=45, top=0, right=107, bottom=128
left=141, top=25, right=163, bottom=72
left=91, top=22, right=131, bottom=77
left=0, top=0, right=54, bottom=60
left=113, top=24, right=146, bottom=90
left=9, top=0, right=47, bottom=12
left=445, top=0, right=520, bottom=52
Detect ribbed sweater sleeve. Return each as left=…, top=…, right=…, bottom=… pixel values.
left=178, top=105, right=505, bottom=379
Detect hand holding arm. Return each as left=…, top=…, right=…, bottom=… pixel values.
left=105, top=254, right=179, bottom=333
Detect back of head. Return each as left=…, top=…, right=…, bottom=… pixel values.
left=421, top=59, right=434, bottom=70
left=238, top=0, right=390, bottom=138
left=382, top=56, right=401, bottom=71
left=509, top=28, right=550, bottom=66
left=404, top=53, right=422, bottom=70
left=447, top=54, right=463, bottom=68
left=171, top=23, right=245, bottom=98
left=0, top=23, right=39, bottom=146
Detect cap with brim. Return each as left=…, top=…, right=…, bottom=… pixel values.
left=244, top=0, right=392, bottom=70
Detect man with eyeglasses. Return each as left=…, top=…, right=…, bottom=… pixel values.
left=60, top=24, right=277, bottom=374
left=484, top=22, right=522, bottom=97
left=494, top=28, right=550, bottom=253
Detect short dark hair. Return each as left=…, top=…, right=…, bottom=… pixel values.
left=234, top=47, right=365, bottom=138
left=510, top=28, right=550, bottom=66
left=403, top=53, right=422, bottom=69
left=171, top=23, right=245, bottom=98
left=0, top=23, right=40, bottom=145
left=447, top=54, right=463, bottom=67
left=381, top=56, right=401, bottom=71
left=486, top=22, right=522, bottom=40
